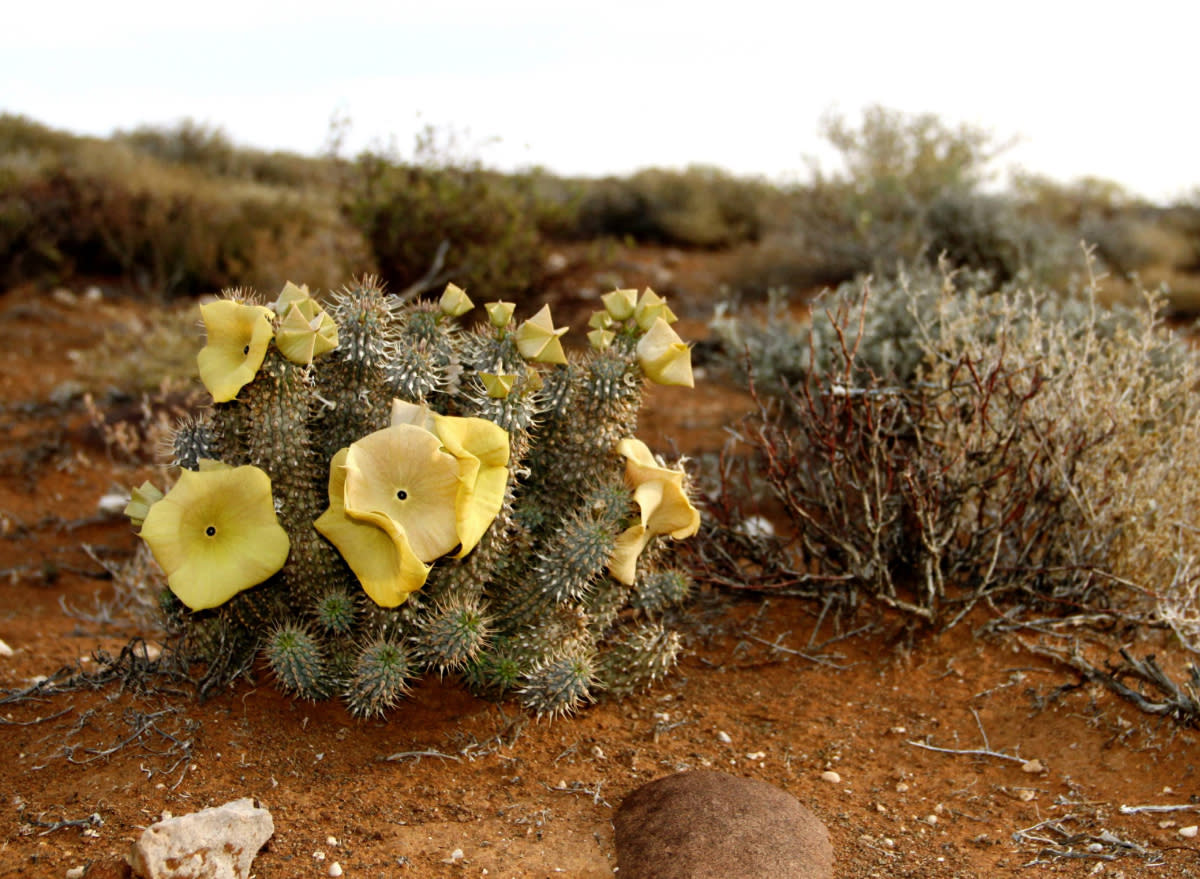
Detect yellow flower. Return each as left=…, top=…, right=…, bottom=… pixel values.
left=486, top=300, right=516, bottom=328
left=197, top=300, right=275, bottom=402
left=602, top=288, right=638, bottom=321
left=274, top=291, right=339, bottom=365
left=391, top=400, right=510, bottom=557
left=124, top=480, right=164, bottom=529
left=439, top=283, right=474, bottom=318
left=607, top=438, right=700, bottom=585
left=515, top=304, right=568, bottom=364
left=139, top=461, right=290, bottom=611
left=636, top=318, right=694, bottom=387
left=314, top=439, right=450, bottom=608
left=633, top=288, right=678, bottom=330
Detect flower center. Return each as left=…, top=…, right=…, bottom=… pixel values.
left=395, top=489, right=408, bottom=501
left=205, top=525, right=217, bottom=537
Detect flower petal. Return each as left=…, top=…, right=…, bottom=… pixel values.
left=609, top=524, right=650, bottom=586
left=431, top=413, right=510, bottom=556
left=342, top=425, right=461, bottom=562
left=388, top=400, right=511, bottom=557
left=315, top=449, right=431, bottom=607
left=139, top=463, right=290, bottom=611
left=606, top=438, right=700, bottom=584
left=197, top=300, right=275, bottom=402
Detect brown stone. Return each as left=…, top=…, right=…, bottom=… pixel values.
left=614, top=770, right=833, bottom=879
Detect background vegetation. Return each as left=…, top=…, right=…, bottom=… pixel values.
left=5, top=108, right=1198, bottom=311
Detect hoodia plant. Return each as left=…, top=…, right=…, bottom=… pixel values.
left=128, top=279, right=699, bottom=717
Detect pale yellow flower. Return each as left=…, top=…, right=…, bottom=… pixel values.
left=390, top=400, right=510, bottom=557
left=197, top=300, right=275, bottom=402
left=515, top=304, right=568, bottom=364
left=636, top=318, right=694, bottom=387
left=607, top=438, right=700, bottom=585
left=274, top=288, right=338, bottom=366
left=315, top=426, right=460, bottom=607
left=139, top=461, right=290, bottom=611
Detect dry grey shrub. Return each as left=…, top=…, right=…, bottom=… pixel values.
left=710, top=259, right=1200, bottom=643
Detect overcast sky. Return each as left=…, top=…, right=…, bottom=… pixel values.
left=3, top=1, right=1196, bottom=201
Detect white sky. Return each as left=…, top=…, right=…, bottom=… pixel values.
left=3, top=1, right=1196, bottom=202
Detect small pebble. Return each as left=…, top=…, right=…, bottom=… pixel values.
left=895, top=781, right=910, bottom=793
left=1020, top=759, right=1045, bottom=774
left=65, top=867, right=85, bottom=879
left=327, top=835, right=339, bottom=846
left=0, top=639, right=12, bottom=657
left=328, top=862, right=343, bottom=877
left=1180, top=825, right=1198, bottom=838
left=820, top=770, right=841, bottom=784
left=716, top=730, right=732, bottom=744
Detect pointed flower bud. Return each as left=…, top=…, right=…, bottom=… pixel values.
left=124, top=480, right=164, bottom=529
left=486, top=300, right=516, bottom=328
left=515, top=304, right=568, bottom=365
left=439, top=283, right=474, bottom=318
left=636, top=318, right=694, bottom=387
left=634, top=288, right=678, bottom=330
left=588, top=329, right=615, bottom=350
left=480, top=372, right=517, bottom=398
left=602, top=288, right=638, bottom=321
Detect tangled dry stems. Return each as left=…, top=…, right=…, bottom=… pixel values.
left=703, top=259, right=1200, bottom=723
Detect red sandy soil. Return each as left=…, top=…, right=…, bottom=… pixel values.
left=3, top=253, right=1200, bottom=878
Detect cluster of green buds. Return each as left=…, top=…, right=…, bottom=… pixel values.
left=127, top=278, right=699, bottom=717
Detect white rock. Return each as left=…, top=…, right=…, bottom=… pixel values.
left=66, top=867, right=86, bottom=879
left=820, top=770, right=841, bottom=784
left=1180, top=825, right=1198, bottom=838
left=127, top=797, right=273, bottom=879
left=0, top=638, right=13, bottom=657
left=715, top=730, right=732, bottom=744
left=1020, top=759, right=1045, bottom=774
left=328, top=863, right=343, bottom=877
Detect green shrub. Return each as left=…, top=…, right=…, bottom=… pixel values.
left=345, top=151, right=547, bottom=302
left=0, top=123, right=367, bottom=296
left=574, top=166, right=768, bottom=248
